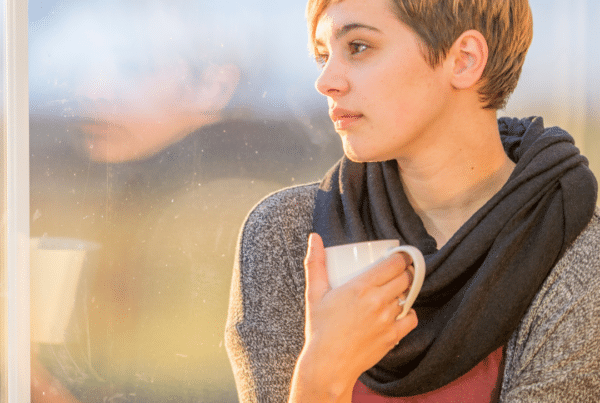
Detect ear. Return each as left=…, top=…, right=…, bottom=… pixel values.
left=190, top=63, right=241, bottom=112
left=447, top=30, right=488, bottom=90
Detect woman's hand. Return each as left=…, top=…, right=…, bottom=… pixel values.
left=31, top=354, right=82, bottom=403
left=288, top=233, right=418, bottom=403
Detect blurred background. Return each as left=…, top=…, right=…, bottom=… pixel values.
left=26, top=0, right=599, bottom=402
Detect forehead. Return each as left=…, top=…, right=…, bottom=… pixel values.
left=314, top=0, right=396, bottom=43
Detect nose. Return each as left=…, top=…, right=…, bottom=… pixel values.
left=314, top=58, right=349, bottom=97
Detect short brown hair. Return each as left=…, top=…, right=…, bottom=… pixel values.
left=306, top=0, right=533, bottom=109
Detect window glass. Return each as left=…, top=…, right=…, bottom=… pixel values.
left=29, top=0, right=340, bottom=401
left=27, top=0, right=598, bottom=402
left=505, top=0, right=600, bottom=187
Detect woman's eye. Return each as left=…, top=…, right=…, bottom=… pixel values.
left=350, top=42, right=368, bottom=55
left=314, top=53, right=328, bottom=68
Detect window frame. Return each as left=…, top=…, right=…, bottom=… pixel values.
left=2, top=0, right=30, bottom=401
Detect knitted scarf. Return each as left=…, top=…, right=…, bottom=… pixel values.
left=312, top=116, right=598, bottom=396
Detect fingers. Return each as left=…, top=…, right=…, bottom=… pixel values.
left=304, top=233, right=330, bottom=305
left=371, top=306, right=419, bottom=351
left=390, top=309, right=418, bottom=347
left=379, top=265, right=414, bottom=303
left=354, top=251, right=411, bottom=289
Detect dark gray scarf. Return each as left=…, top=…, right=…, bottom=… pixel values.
left=313, top=117, right=597, bottom=396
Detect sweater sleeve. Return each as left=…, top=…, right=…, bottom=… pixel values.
left=225, top=184, right=318, bottom=403
left=500, top=209, right=600, bottom=402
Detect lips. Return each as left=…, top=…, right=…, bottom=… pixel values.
left=330, top=107, right=363, bottom=130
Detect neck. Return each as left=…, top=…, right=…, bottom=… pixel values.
left=397, top=110, right=514, bottom=248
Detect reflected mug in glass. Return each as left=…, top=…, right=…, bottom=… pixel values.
left=30, top=237, right=100, bottom=344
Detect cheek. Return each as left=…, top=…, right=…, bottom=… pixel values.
left=386, top=70, right=444, bottom=119
left=374, top=65, right=418, bottom=110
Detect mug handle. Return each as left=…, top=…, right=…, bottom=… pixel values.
left=384, top=245, right=426, bottom=319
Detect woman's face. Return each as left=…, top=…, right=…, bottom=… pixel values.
left=73, top=63, right=240, bottom=163
left=313, top=0, right=453, bottom=163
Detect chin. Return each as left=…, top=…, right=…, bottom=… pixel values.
left=344, top=153, right=367, bottom=163
left=84, top=138, right=146, bottom=163
left=343, top=146, right=387, bottom=164
left=341, top=135, right=390, bottom=163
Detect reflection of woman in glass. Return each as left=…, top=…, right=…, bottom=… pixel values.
left=225, top=0, right=600, bottom=401
left=29, top=2, right=325, bottom=402
left=73, top=62, right=240, bottom=163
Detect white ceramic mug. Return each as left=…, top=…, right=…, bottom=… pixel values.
left=30, top=237, right=100, bottom=344
left=325, top=239, right=425, bottom=319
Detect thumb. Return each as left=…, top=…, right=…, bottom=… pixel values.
left=304, top=233, right=330, bottom=305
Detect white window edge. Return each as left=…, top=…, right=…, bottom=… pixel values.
left=3, top=0, right=30, bottom=401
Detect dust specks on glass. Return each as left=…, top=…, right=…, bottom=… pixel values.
left=27, top=0, right=599, bottom=401
left=28, top=0, right=341, bottom=401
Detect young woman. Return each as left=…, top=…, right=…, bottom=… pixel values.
left=225, top=0, right=600, bottom=401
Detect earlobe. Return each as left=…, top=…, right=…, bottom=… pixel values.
left=190, top=63, right=241, bottom=112
left=449, top=30, right=488, bottom=90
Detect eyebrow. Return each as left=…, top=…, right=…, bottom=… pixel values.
left=314, top=23, right=381, bottom=47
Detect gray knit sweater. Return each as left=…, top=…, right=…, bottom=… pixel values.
left=225, top=183, right=600, bottom=403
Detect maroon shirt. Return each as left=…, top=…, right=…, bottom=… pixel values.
left=353, top=347, right=504, bottom=403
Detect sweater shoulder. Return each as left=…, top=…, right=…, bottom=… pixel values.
left=551, top=206, right=600, bottom=283
left=241, top=182, right=318, bottom=246
left=226, top=183, right=319, bottom=402
left=237, top=182, right=318, bottom=291
left=244, top=182, right=319, bottom=229
left=501, top=207, right=600, bottom=401
left=518, top=206, right=600, bottom=331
